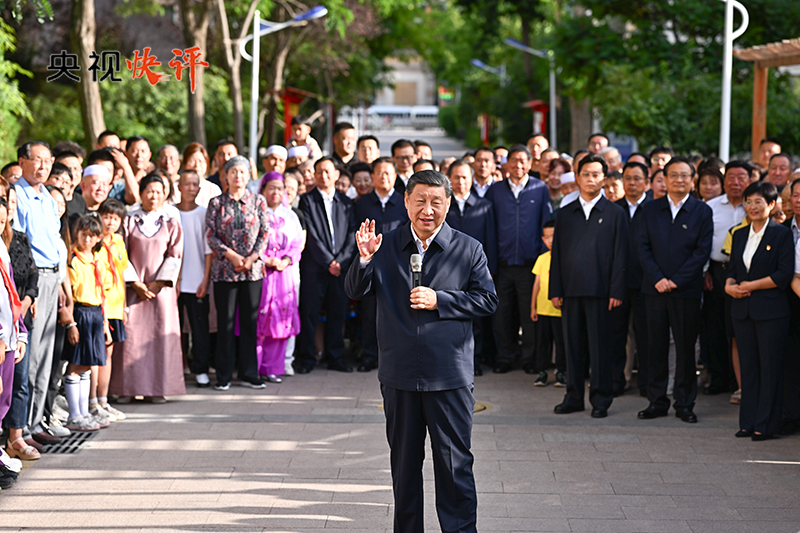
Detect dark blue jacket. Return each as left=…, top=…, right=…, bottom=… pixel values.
left=354, top=190, right=408, bottom=236
left=549, top=196, right=628, bottom=300
left=728, top=220, right=794, bottom=321
left=485, top=177, right=551, bottom=266
left=446, top=194, right=498, bottom=275
left=345, top=222, right=498, bottom=392
left=616, top=196, right=653, bottom=290
left=638, top=195, right=713, bottom=299
left=299, top=188, right=357, bottom=273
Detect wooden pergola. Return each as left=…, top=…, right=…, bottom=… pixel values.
left=733, top=38, right=800, bottom=157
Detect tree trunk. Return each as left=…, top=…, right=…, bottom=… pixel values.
left=71, top=0, right=105, bottom=151
left=520, top=17, right=533, bottom=101
left=178, top=0, right=214, bottom=147
left=569, top=96, right=591, bottom=155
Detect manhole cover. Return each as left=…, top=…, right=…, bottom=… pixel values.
left=41, top=430, right=97, bottom=454
left=376, top=401, right=493, bottom=413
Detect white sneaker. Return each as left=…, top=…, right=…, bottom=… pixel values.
left=52, top=403, right=70, bottom=424
left=284, top=362, right=295, bottom=376
left=214, top=383, right=230, bottom=391
left=66, top=416, right=100, bottom=432
left=196, top=373, right=210, bottom=387
left=49, top=417, right=72, bottom=437
left=0, top=449, right=22, bottom=472
left=91, top=404, right=116, bottom=423
left=101, top=404, right=126, bottom=421
left=54, top=394, right=69, bottom=413
left=241, top=380, right=266, bottom=389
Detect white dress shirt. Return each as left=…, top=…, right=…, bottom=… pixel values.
left=668, top=193, right=690, bottom=221
left=473, top=179, right=492, bottom=198
left=707, top=194, right=747, bottom=263
left=791, top=216, right=800, bottom=247
left=578, top=192, right=602, bottom=220
left=376, top=188, right=394, bottom=209
left=509, top=176, right=529, bottom=199
left=795, top=238, right=800, bottom=275
left=626, top=193, right=647, bottom=218
left=561, top=187, right=605, bottom=208
left=455, top=191, right=470, bottom=215
left=317, top=188, right=336, bottom=249
left=743, top=222, right=767, bottom=272
left=411, top=225, right=443, bottom=260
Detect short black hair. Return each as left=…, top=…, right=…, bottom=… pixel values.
left=74, top=214, right=104, bottom=237
left=55, top=151, right=80, bottom=163
left=18, top=141, right=50, bottom=160
left=650, top=169, right=664, bottom=183
left=413, top=159, right=436, bottom=172
left=622, top=161, right=649, bottom=177
left=98, top=198, right=126, bottom=219
left=406, top=170, right=452, bottom=199
left=313, top=156, right=337, bottom=171
left=87, top=149, right=115, bottom=166
left=349, top=161, right=371, bottom=175
left=53, top=141, right=86, bottom=160
left=663, top=156, right=696, bottom=178
left=698, top=156, right=724, bottom=174
left=139, top=170, right=168, bottom=196
left=698, top=166, right=724, bottom=186
left=414, top=140, right=432, bottom=150
left=356, top=135, right=379, bottom=149
left=588, top=133, right=609, bottom=143
left=606, top=169, right=623, bottom=181
left=215, top=139, right=237, bottom=151
left=291, top=115, right=310, bottom=126
left=126, top=135, right=151, bottom=151
left=760, top=136, right=781, bottom=146
left=724, top=160, right=753, bottom=179
left=462, top=150, right=475, bottom=158
left=577, top=154, right=608, bottom=175
left=627, top=151, right=649, bottom=162
left=769, top=153, right=792, bottom=166
left=1, top=162, right=20, bottom=174
left=743, top=180, right=778, bottom=204
left=507, top=144, right=531, bottom=160
left=543, top=219, right=556, bottom=230
left=391, top=139, right=415, bottom=156
left=371, top=156, right=396, bottom=173
left=333, top=122, right=355, bottom=135
left=474, top=147, right=495, bottom=159
left=790, top=177, right=800, bottom=194
left=493, top=145, right=507, bottom=152
left=446, top=158, right=475, bottom=178
left=527, top=133, right=548, bottom=143
left=49, top=162, right=71, bottom=179
left=97, top=130, right=119, bottom=144
left=649, top=146, right=674, bottom=158
left=573, top=149, right=590, bottom=160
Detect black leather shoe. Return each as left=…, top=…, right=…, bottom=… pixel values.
left=357, top=360, right=378, bottom=372
left=751, top=433, right=777, bottom=442
left=675, top=409, right=698, bottom=423
left=591, top=408, right=608, bottom=419
left=637, top=405, right=669, bottom=420
left=474, top=366, right=483, bottom=376
left=735, top=429, right=753, bottom=438
left=328, top=360, right=354, bottom=373
left=781, top=419, right=800, bottom=436
left=294, top=363, right=313, bottom=374
left=554, top=403, right=585, bottom=414
left=492, top=362, right=512, bottom=374
left=32, top=431, right=61, bottom=445
left=522, top=364, right=537, bottom=375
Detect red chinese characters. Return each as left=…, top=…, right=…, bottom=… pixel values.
left=169, top=47, right=209, bottom=94
left=125, top=48, right=170, bottom=85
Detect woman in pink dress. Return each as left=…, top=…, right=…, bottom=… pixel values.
left=256, top=173, right=302, bottom=382
left=110, top=171, right=185, bottom=402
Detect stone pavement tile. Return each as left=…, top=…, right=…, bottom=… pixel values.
left=555, top=471, right=664, bottom=484
left=547, top=450, right=653, bottom=462
left=688, top=520, right=800, bottom=533
left=610, top=482, right=726, bottom=496
left=671, top=494, right=800, bottom=509
left=505, top=504, right=624, bottom=519
left=322, top=516, right=393, bottom=529
left=737, top=507, right=800, bottom=521
left=477, top=493, right=562, bottom=507
left=337, top=467, right=391, bottom=481
left=659, top=471, right=771, bottom=485
left=476, top=468, right=554, bottom=483
left=568, top=518, right=691, bottom=532
left=542, top=432, right=640, bottom=443
left=502, top=481, right=614, bottom=494
left=293, top=502, right=390, bottom=518
left=621, top=506, right=742, bottom=520
left=475, top=517, right=570, bottom=531
left=602, top=461, right=710, bottom=474
left=560, top=494, right=677, bottom=507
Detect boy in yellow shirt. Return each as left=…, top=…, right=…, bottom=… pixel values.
left=531, top=220, right=566, bottom=387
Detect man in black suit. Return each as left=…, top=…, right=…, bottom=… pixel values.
left=353, top=157, right=409, bottom=372
left=782, top=177, right=800, bottom=435
left=550, top=154, right=628, bottom=418
left=345, top=170, right=498, bottom=533
left=295, top=156, right=357, bottom=374
left=611, top=161, right=652, bottom=396
left=637, top=156, right=713, bottom=423
left=446, top=159, right=498, bottom=375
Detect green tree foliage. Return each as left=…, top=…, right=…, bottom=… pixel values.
left=0, top=21, right=32, bottom=162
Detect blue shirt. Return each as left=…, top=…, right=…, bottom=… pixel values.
left=13, top=176, right=62, bottom=268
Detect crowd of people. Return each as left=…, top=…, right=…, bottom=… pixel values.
left=0, top=119, right=798, bottom=488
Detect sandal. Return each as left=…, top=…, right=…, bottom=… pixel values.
left=6, top=438, right=40, bottom=461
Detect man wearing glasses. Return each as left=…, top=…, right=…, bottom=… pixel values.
left=637, top=156, right=713, bottom=424
left=391, top=139, right=417, bottom=190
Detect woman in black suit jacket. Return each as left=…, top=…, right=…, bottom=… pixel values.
left=726, top=181, right=795, bottom=441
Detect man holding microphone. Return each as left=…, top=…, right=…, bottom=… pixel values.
left=346, top=170, right=498, bottom=533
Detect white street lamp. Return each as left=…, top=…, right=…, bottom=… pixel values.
left=719, top=0, right=748, bottom=162
left=240, top=6, right=328, bottom=159
left=470, top=59, right=508, bottom=87
left=505, top=38, right=557, bottom=150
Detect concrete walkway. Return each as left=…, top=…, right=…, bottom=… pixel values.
left=2, top=367, right=800, bottom=532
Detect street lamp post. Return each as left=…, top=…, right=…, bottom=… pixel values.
left=505, top=38, right=557, bottom=150
left=718, top=0, right=749, bottom=162
left=240, top=6, right=328, bottom=159
left=470, top=59, right=508, bottom=87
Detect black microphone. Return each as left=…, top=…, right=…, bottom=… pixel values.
left=410, top=254, right=422, bottom=288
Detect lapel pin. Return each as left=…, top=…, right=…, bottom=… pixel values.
left=766, top=245, right=771, bottom=251
left=598, top=218, right=603, bottom=224
left=682, top=224, right=688, bottom=229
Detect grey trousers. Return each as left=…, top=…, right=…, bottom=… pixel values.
left=27, top=271, right=59, bottom=433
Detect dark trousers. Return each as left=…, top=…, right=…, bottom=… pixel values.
left=492, top=265, right=535, bottom=366
left=472, top=315, right=495, bottom=369
left=702, top=262, right=733, bottom=389
left=734, top=316, right=789, bottom=436
left=214, top=281, right=261, bottom=386
left=611, top=288, right=649, bottom=394
left=45, top=322, right=67, bottom=422
left=645, top=296, right=700, bottom=411
left=360, top=294, right=378, bottom=365
left=297, top=271, right=348, bottom=367
left=381, top=384, right=477, bottom=533
left=178, top=292, right=211, bottom=374
left=784, top=333, right=800, bottom=423
left=561, top=297, right=614, bottom=410
left=535, top=315, right=565, bottom=373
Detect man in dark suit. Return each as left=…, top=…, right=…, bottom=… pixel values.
left=782, top=177, right=800, bottom=435
left=550, top=154, right=628, bottom=418
left=295, top=156, right=357, bottom=374
left=611, top=161, right=652, bottom=396
left=345, top=170, right=497, bottom=533
left=446, top=159, right=498, bottom=375
left=637, top=156, right=713, bottom=423
left=353, top=157, right=408, bottom=372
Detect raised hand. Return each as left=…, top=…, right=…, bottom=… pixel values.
left=356, top=219, right=382, bottom=261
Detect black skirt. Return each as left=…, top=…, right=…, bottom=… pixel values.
left=69, top=305, right=107, bottom=367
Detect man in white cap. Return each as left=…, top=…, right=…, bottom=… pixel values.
left=249, top=145, right=288, bottom=194
left=286, top=145, right=309, bottom=168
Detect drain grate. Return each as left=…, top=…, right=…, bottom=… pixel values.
left=41, top=430, right=97, bottom=454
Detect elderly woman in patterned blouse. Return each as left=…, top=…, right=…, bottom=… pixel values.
left=206, top=156, right=269, bottom=391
